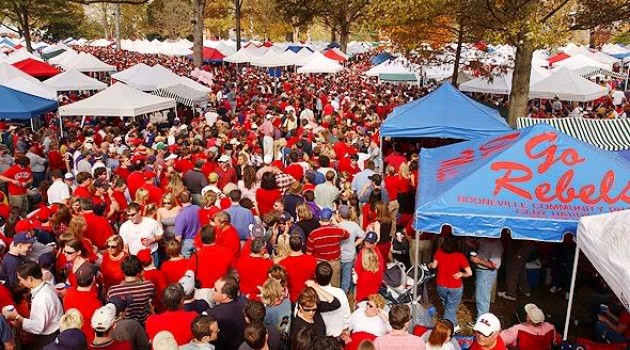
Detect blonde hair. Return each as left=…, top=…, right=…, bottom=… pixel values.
left=166, top=173, right=185, bottom=196
left=66, top=216, right=87, bottom=240
left=295, top=203, right=313, bottom=221
left=135, top=188, right=150, bottom=205
left=60, top=308, right=84, bottom=332
left=399, top=162, right=410, bottom=178
left=375, top=201, right=392, bottom=224
left=162, top=193, right=176, bottom=206
left=144, top=203, right=158, bottom=218
left=368, top=294, right=386, bottom=309
left=261, top=278, right=284, bottom=306
left=361, top=247, right=380, bottom=273
left=275, top=234, right=291, bottom=260
left=106, top=235, right=124, bottom=250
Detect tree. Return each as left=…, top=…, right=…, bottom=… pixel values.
left=192, top=0, right=206, bottom=67
left=40, top=2, right=86, bottom=41
left=318, top=0, right=371, bottom=52
left=147, top=0, right=193, bottom=39
left=273, top=0, right=319, bottom=41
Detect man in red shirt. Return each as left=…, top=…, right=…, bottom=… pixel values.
left=126, top=163, right=146, bottom=199
left=306, top=208, right=350, bottom=288
left=194, top=225, right=235, bottom=289
left=139, top=170, right=163, bottom=206
left=471, top=313, right=507, bottom=350
left=0, top=156, right=32, bottom=217
left=279, top=235, right=317, bottom=303
left=213, top=211, right=241, bottom=259
left=73, top=172, right=93, bottom=200
left=236, top=238, right=273, bottom=301
left=145, top=284, right=197, bottom=345
left=214, top=155, right=237, bottom=191
left=64, top=263, right=103, bottom=344
left=81, top=197, right=115, bottom=250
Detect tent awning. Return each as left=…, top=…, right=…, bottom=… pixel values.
left=153, top=84, right=207, bottom=107
left=414, top=124, right=630, bottom=242
left=378, top=73, right=418, bottom=82
left=517, top=117, right=630, bottom=151
left=0, top=86, right=58, bottom=119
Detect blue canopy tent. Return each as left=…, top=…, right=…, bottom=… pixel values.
left=0, top=86, right=58, bottom=120
left=286, top=45, right=313, bottom=53
left=370, top=52, right=394, bottom=65
left=381, top=83, right=510, bottom=140
left=412, top=123, right=630, bottom=338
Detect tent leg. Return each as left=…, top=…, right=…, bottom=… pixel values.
left=30, top=118, right=34, bottom=131
left=80, top=116, right=86, bottom=128
left=379, top=136, right=383, bottom=173
left=563, top=245, right=580, bottom=340
left=59, top=116, right=63, bottom=137
left=411, top=225, right=420, bottom=328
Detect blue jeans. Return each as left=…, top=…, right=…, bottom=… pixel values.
left=152, top=250, right=160, bottom=268
left=341, top=260, right=354, bottom=293
left=596, top=320, right=627, bottom=343
left=181, top=239, right=195, bottom=258
left=475, top=268, right=498, bottom=318
left=437, top=285, right=463, bottom=326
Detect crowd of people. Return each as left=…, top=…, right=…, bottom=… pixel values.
left=0, top=44, right=624, bottom=350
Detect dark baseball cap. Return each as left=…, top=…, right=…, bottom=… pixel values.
left=319, top=208, right=334, bottom=221
left=364, top=231, right=378, bottom=244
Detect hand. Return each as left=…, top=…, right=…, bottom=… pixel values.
left=597, top=314, right=606, bottom=322
left=305, top=280, right=315, bottom=288
left=453, top=272, right=462, bottom=280
left=2, top=309, right=17, bottom=321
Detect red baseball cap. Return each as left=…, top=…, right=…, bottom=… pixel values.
left=143, top=170, right=156, bottom=179
left=136, top=249, right=152, bottom=265
left=15, top=219, right=35, bottom=233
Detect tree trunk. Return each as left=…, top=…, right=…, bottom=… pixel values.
left=451, top=24, right=464, bottom=87
left=235, top=0, right=242, bottom=50
left=507, top=34, right=535, bottom=126
left=20, top=7, right=32, bottom=53
left=331, top=27, right=336, bottom=43
left=339, top=26, right=349, bottom=53
left=192, top=0, right=205, bottom=67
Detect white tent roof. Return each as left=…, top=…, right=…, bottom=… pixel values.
left=588, top=51, right=620, bottom=65
left=250, top=50, right=294, bottom=67
left=150, top=65, right=211, bottom=93
left=293, top=48, right=315, bottom=63
left=223, top=48, right=257, bottom=64
left=111, top=63, right=153, bottom=84
left=42, top=43, right=71, bottom=54
left=460, top=73, right=512, bottom=94
left=113, top=64, right=210, bottom=93
left=563, top=44, right=592, bottom=56
left=297, top=54, right=343, bottom=74
left=59, top=82, right=176, bottom=117
left=602, top=43, right=630, bottom=55
left=529, top=67, right=609, bottom=101
left=365, top=57, right=418, bottom=77
left=553, top=54, right=610, bottom=70
left=2, top=76, right=57, bottom=99
left=7, top=48, right=43, bottom=64
left=577, top=210, right=630, bottom=312
left=60, top=52, right=116, bottom=72
left=43, top=70, right=108, bottom=92
left=48, top=49, right=78, bottom=65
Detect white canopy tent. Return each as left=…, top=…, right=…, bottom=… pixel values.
left=365, top=57, right=419, bottom=77
left=60, top=52, right=116, bottom=72
left=460, top=67, right=550, bottom=95
left=553, top=54, right=611, bottom=71
left=7, top=48, right=43, bottom=64
left=43, top=70, right=108, bottom=92
left=0, top=61, right=45, bottom=86
left=297, top=54, right=343, bottom=74
left=112, top=64, right=210, bottom=93
left=42, top=43, right=71, bottom=54
left=48, top=49, right=79, bottom=66
left=111, top=63, right=152, bottom=83
left=223, top=49, right=258, bottom=64
left=250, top=50, right=294, bottom=67
left=2, top=77, right=57, bottom=100
left=59, top=82, right=176, bottom=117
left=529, top=67, right=608, bottom=101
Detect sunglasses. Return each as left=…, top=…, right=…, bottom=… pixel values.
left=63, top=250, right=77, bottom=255
left=106, top=245, right=118, bottom=249
left=127, top=212, right=138, bottom=217
left=163, top=202, right=172, bottom=205
left=367, top=303, right=376, bottom=309
left=301, top=306, right=317, bottom=313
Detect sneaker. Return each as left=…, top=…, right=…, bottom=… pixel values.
left=453, top=325, right=462, bottom=334
left=498, top=291, right=516, bottom=301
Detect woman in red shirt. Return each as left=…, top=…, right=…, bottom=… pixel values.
left=160, top=239, right=192, bottom=285
left=101, top=235, right=128, bottom=290
left=428, top=237, right=472, bottom=330
left=354, top=238, right=385, bottom=303
left=383, top=165, right=401, bottom=224
left=255, top=171, right=282, bottom=217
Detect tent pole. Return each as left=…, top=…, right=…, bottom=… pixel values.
left=563, top=245, right=580, bottom=340
left=30, top=118, right=34, bottom=131
left=411, top=226, right=420, bottom=329
left=59, top=116, right=63, bottom=137
left=80, top=116, right=85, bottom=128
left=379, top=136, right=383, bottom=173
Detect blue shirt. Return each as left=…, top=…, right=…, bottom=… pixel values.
left=174, top=204, right=201, bottom=240
left=225, top=204, right=256, bottom=240
left=351, top=169, right=375, bottom=197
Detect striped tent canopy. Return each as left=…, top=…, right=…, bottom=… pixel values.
left=153, top=84, right=207, bottom=108
left=517, top=117, right=630, bottom=151
left=572, top=66, right=628, bottom=80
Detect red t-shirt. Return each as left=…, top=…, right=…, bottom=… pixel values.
left=83, top=212, right=114, bottom=249
left=114, top=167, right=131, bottom=180
left=140, top=184, right=163, bottom=206
left=470, top=336, right=507, bottom=350
left=354, top=247, right=385, bottom=302
left=236, top=255, right=274, bottom=301
left=143, top=268, right=168, bottom=311
left=215, top=225, right=241, bottom=259
left=127, top=171, right=146, bottom=199
left=73, top=185, right=92, bottom=199
left=384, top=175, right=401, bottom=199
left=160, top=258, right=192, bottom=285
left=2, top=165, right=31, bottom=195
left=174, top=159, right=194, bottom=174
left=255, top=188, right=282, bottom=217
left=279, top=254, right=317, bottom=303
left=146, top=310, right=197, bottom=345
left=64, top=288, right=103, bottom=344
left=101, top=252, right=127, bottom=290
left=88, top=340, right=132, bottom=350
left=194, top=244, right=235, bottom=288
left=434, top=249, right=470, bottom=289
left=284, top=164, right=304, bottom=182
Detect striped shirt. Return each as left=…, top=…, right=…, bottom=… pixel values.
left=306, top=224, right=350, bottom=261
left=374, top=330, right=426, bottom=350
left=107, top=280, right=155, bottom=324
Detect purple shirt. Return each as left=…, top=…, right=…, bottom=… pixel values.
left=174, top=204, right=201, bottom=240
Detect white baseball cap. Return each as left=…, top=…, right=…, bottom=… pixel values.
left=218, top=155, right=231, bottom=163
left=178, top=270, right=195, bottom=295
left=525, top=303, right=545, bottom=324
left=91, top=304, right=116, bottom=331
left=474, top=313, right=501, bottom=337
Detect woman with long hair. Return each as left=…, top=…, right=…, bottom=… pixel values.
left=428, top=237, right=472, bottom=332
left=256, top=171, right=282, bottom=217
left=198, top=190, right=220, bottom=227
left=295, top=202, right=320, bottom=241
left=238, top=165, right=258, bottom=202
left=361, top=190, right=381, bottom=230
left=60, top=216, right=97, bottom=262
left=134, top=188, right=150, bottom=215
left=50, top=204, right=72, bottom=236
left=261, top=277, right=292, bottom=336
left=423, top=319, right=459, bottom=350
left=165, top=172, right=186, bottom=204
left=156, top=193, right=181, bottom=240
left=61, top=239, right=94, bottom=287
left=100, top=235, right=127, bottom=290
left=374, top=201, right=395, bottom=261
left=69, top=196, right=82, bottom=217
left=273, top=234, right=291, bottom=264
left=354, top=239, right=385, bottom=303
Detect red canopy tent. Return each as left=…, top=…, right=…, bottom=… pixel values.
left=262, top=41, right=273, bottom=48
left=324, top=49, right=347, bottom=62
left=13, top=59, right=59, bottom=78
left=202, top=47, right=225, bottom=62
left=548, top=52, right=570, bottom=65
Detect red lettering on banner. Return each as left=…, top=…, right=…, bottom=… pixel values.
left=437, top=149, right=474, bottom=182
left=479, top=132, right=520, bottom=159
left=491, top=133, right=630, bottom=205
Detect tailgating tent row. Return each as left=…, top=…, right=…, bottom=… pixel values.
left=528, top=67, right=608, bottom=101
left=43, top=69, right=108, bottom=93
left=60, top=52, right=116, bottom=72
left=459, top=67, right=551, bottom=95
left=0, top=62, right=57, bottom=99
left=296, top=53, right=343, bottom=74
left=112, top=64, right=211, bottom=93
left=380, top=83, right=510, bottom=140
left=59, top=82, right=176, bottom=117
left=517, top=117, right=630, bottom=151
left=153, top=84, right=208, bottom=108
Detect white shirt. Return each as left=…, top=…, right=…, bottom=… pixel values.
left=263, top=135, right=274, bottom=160
left=299, top=108, right=315, bottom=123
left=612, top=90, right=626, bottom=106
left=349, top=307, right=392, bottom=336
left=205, top=111, right=219, bottom=126
left=319, top=284, right=351, bottom=337
left=47, top=179, right=71, bottom=205
left=119, top=217, right=164, bottom=254
left=22, top=281, right=63, bottom=335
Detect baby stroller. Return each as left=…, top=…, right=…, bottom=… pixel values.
left=380, top=261, right=435, bottom=306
